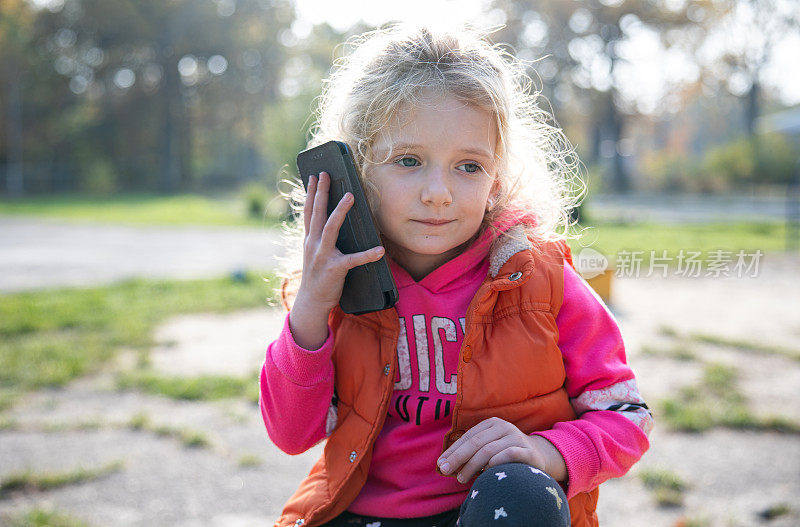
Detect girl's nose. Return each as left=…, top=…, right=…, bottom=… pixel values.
left=421, top=165, right=453, bottom=207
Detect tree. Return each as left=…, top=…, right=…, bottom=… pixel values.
left=0, top=0, right=38, bottom=196
left=6, top=0, right=296, bottom=194
left=488, top=0, right=717, bottom=193
left=698, top=0, right=800, bottom=136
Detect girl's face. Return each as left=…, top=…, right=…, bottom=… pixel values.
left=369, top=91, right=498, bottom=280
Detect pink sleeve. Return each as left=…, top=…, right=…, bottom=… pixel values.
left=533, top=263, right=654, bottom=499
left=259, top=312, right=336, bottom=455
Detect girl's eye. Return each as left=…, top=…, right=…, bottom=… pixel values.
left=458, top=163, right=481, bottom=174
left=396, top=157, right=420, bottom=167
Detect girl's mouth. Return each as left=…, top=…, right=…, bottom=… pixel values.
left=415, top=218, right=453, bottom=226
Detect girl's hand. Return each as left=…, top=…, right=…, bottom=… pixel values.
left=437, top=417, right=567, bottom=484
left=289, top=171, right=385, bottom=350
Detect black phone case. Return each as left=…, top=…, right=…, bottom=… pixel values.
left=296, top=140, right=399, bottom=315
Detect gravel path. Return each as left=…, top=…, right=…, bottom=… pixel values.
left=0, top=376, right=323, bottom=526
left=0, top=217, right=285, bottom=292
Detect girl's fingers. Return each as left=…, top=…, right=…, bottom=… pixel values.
left=309, top=172, right=330, bottom=237
left=303, top=174, right=318, bottom=234
left=439, top=418, right=514, bottom=477
left=342, top=246, right=385, bottom=270
left=319, top=191, right=354, bottom=249
left=440, top=418, right=497, bottom=461
left=485, top=446, right=529, bottom=472
left=303, top=173, right=384, bottom=279
left=454, top=438, right=508, bottom=483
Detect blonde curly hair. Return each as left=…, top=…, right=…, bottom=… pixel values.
left=281, top=22, right=585, bottom=278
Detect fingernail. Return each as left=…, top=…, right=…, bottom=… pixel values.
left=375, top=246, right=385, bottom=255
left=457, top=473, right=465, bottom=484
left=439, top=461, right=450, bottom=473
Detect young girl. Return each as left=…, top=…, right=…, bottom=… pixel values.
left=260, top=23, right=652, bottom=527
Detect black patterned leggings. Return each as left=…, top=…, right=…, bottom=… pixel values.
left=320, top=463, right=570, bottom=527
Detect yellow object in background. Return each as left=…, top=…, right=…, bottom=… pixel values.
left=582, top=267, right=614, bottom=305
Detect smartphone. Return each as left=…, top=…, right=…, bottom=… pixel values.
left=296, top=140, right=399, bottom=315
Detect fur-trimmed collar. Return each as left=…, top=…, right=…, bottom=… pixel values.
left=488, top=224, right=533, bottom=277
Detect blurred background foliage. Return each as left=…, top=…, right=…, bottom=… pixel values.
left=0, top=0, right=798, bottom=208
left=640, top=132, right=797, bottom=193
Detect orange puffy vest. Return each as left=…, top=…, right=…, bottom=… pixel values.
left=275, top=234, right=599, bottom=527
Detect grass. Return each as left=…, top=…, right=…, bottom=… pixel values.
left=0, top=414, right=211, bottom=449
left=659, top=362, right=800, bottom=433
left=687, top=332, right=800, bottom=361
left=127, top=412, right=150, bottom=431
left=1, top=508, right=90, bottom=527
left=0, top=391, right=17, bottom=412
left=41, top=420, right=104, bottom=432
left=0, top=271, right=279, bottom=406
left=117, top=371, right=259, bottom=403
left=569, top=220, right=784, bottom=267
left=0, top=411, right=214, bottom=450
left=152, top=425, right=211, bottom=449
left=660, top=363, right=750, bottom=432
left=0, top=419, right=108, bottom=434
left=173, top=429, right=211, bottom=448
left=126, top=413, right=211, bottom=449
left=758, top=503, right=793, bottom=521
left=0, top=417, right=18, bottom=430
left=641, top=344, right=698, bottom=361
left=639, top=467, right=687, bottom=508
left=0, top=192, right=281, bottom=227
left=658, top=325, right=800, bottom=361
left=658, top=325, right=680, bottom=338
left=0, top=461, right=123, bottom=499
left=237, top=454, right=263, bottom=468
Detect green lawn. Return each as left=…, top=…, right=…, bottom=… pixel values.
left=567, top=220, right=786, bottom=265
left=0, top=271, right=279, bottom=409
left=2, top=507, right=91, bottom=527
left=0, top=193, right=281, bottom=226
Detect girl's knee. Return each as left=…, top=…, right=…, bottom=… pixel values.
left=458, top=463, right=569, bottom=527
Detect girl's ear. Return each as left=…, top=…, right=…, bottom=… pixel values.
left=486, top=191, right=500, bottom=212
left=486, top=180, right=500, bottom=212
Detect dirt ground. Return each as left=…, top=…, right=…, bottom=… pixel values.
left=1, top=253, right=799, bottom=526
